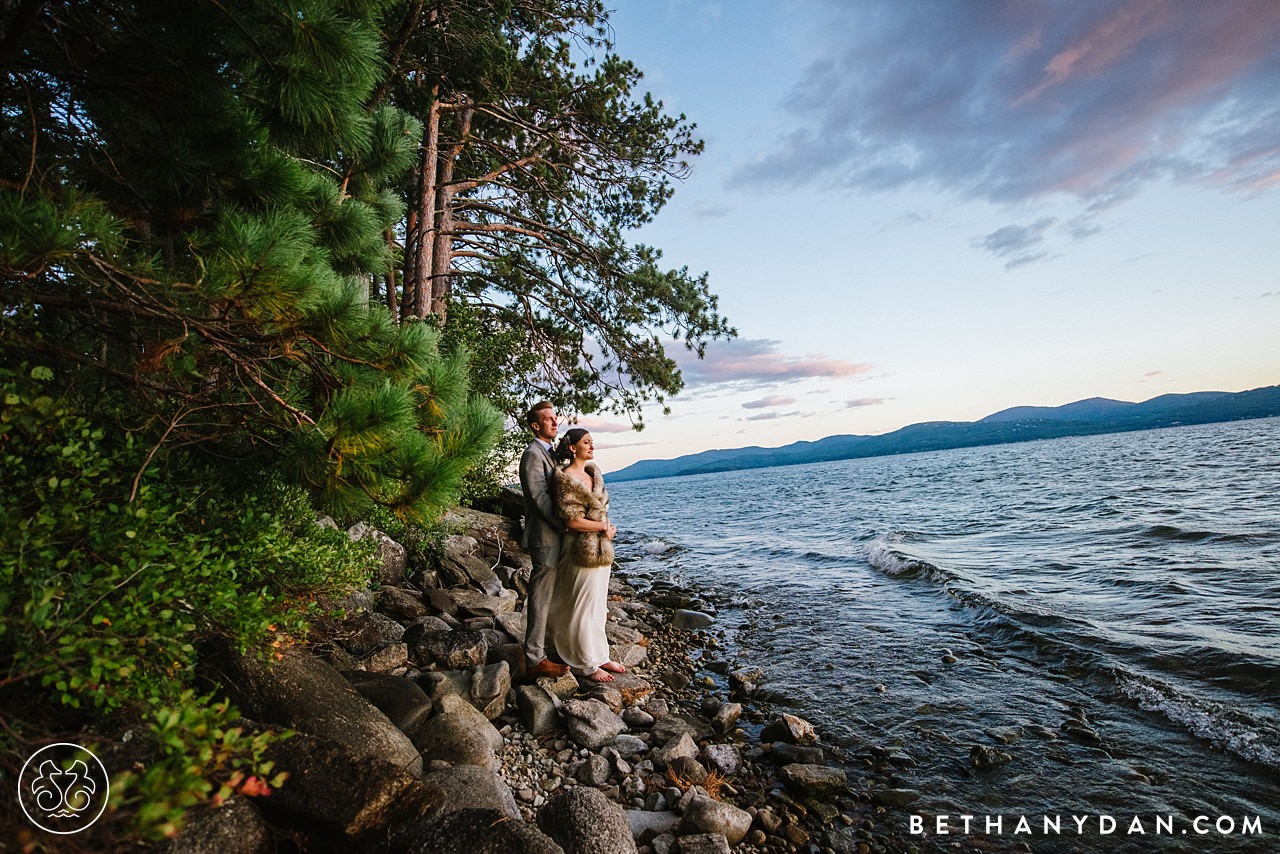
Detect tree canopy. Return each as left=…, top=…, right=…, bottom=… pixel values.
left=1, top=0, right=501, bottom=520
left=0, top=0, right=729, bottom=839
left=380, top=0, right=735, bottom=423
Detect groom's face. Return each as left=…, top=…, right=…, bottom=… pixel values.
left=531, top=407, right=558, bottom=442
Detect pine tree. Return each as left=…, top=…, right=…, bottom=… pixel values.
left=375, top=0, right=735, bottom=425
left=0, top=0, right=500, bottom=519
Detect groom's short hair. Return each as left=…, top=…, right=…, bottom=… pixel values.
left=526, top=400, right=554, bottom=428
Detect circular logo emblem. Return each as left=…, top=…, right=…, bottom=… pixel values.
left=17, top=742, right=110, bottom=834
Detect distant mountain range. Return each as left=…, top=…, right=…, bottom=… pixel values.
left=608, top=385, right=1280, bottom=482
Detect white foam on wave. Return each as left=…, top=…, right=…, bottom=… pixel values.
left=1120, top=677, right=1280, bottom=769
left=640, top=539, right=673, bottom=555
left=866, top=537, right=923, bottom=577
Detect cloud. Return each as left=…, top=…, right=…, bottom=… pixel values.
left=745, top=411, right=786, bottom=421
left=1262, top=291, right=1279, bottom=298
left=673, top=338, right=873, bottom=388
left=733, top=1, right=1280, bottom=205
left=845, top=397, right=889, bottom=408
left=689, top=201, right=732, bottom=220
left=742, top=395, right=796, bottom=409
left=595, top=439, right=654, bottom=450
left=878, top=209, right=934, bottom=231
left=975, top=217, right=1058, bottom=268
left=574, top=416, right=635, bottom=434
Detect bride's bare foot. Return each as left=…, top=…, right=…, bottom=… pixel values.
left=585, top=669, right=614, bottom=682
left=600, top=661, right=626, bottom=674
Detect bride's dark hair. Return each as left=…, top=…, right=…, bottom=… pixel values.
left=553, top=428, right=590, bottom=464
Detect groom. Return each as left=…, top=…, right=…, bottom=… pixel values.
left=519, top=401, right=570, bottom=678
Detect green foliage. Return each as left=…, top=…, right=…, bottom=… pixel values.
left=114, top=694, right=289, bottom=840
left=0, top=366, right=373, bottom=838
left=1, top=0, right=501, bottom=520
left=386, top=0, right=734, bottom=425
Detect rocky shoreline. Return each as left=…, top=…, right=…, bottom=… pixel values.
left=169, top=505, right=929, bottom=854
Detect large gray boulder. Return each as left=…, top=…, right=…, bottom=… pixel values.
left=417, top=669, right=471, bottom=704
left=609, top=643, right=648, bottom=668
left=710, top=703, right=741, bottom=735
left=651, top=714, right=711, bottom=744
left=439, top=537, right=504, bottom=596
left=406, top=808, right=564, bottom=854
left=377, top=586, right=431, bottom=622
left=411, top=712, right=498, bottom=768
left=517, top=684, right=564, bottom=736
left=435, top=693, right=504, bottom=749
left=344, top=671, right=433, bottom=734
left=702, top=744, right=741, bottom=777
left=769, top=741, right=824, bottom=765
left=335, top=612, right=405, bottom=657
left=537, top=786, right=637, bottom=854
left=623, top=810, right=680, bottom=846
left=417, top=662, right=510, bottom=720
left=412, top=629, right=488, bottom=670
left=604, top=623, right=646, bottom=645
left=410, top=695, right=502, bottom=769
left=249, top=729, right=439, bottom=842
left=495, top=611, right=525, bottom=642
left=760, top=713, right=817, bottom=745
left=778, top=763, right=848, bottom=796
left=651, top=733, right=699, bottom=770
left=360, top=641, right=409, bottom=673
left=469, top=660, right=512, bottom=719
left=218, top=650, right=422, bottom=774
left=423, top=765, right=520, bottom=819
left=347, top=522, right=408, bottom=586
left=670, top=609, right=715, bottom=630
left=440, top=506, right=525, bottom=559
left=676, top=834, right=731, bottom=854
left=560, top=699, right=625, bottom=751
left=677, top=796, right=752, bottom=846
left=451, top=588, right=519, bottom=617
left=166, top=797, right=271, bottom=854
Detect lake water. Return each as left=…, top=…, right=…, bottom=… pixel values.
left=609, top=418, right=1280, bottom=852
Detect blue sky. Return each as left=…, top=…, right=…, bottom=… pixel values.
left=578, top=0, right=1280, bottom=470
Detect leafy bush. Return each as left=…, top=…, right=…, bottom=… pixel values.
left=0, top=365, right=375, bottom=838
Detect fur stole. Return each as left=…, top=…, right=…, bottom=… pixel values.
left=554, top=463, right=614, bottom=567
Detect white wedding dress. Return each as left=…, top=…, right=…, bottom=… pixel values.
left=547, top=543, right=611, bottom=675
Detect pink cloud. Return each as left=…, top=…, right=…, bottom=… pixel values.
left=674, top=338, right=873, bottom=388
left=573, top=416, right=634, bottom=434
left=735, top=1, right=1280, bottom=212
left=742, top=395, right=797, bottom=409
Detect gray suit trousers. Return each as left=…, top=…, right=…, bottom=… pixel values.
left=524, top=541, right=561, bottom=665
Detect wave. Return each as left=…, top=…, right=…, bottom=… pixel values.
left=638, top=538, right=678, bottom=555
left=864, top=534, right=949, bottom=581
left=1118, top=673, right=1280, bottom=769
left=1138, top=524, right=1260, bottom=544
left=866, top=528, right=1280, bottom=770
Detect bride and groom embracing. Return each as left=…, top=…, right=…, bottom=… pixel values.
left=518, top=401, right=628, bottom=684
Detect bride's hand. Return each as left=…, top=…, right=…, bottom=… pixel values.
left=606, top=523, right=617, bottom=539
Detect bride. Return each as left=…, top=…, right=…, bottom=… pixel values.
left=547, top=428, right=627, bottom=683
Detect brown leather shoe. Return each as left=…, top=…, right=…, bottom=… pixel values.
left=527, top=658, right=570, bottom=678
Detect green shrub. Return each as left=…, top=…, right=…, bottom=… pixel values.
left=0, top=365, right=374, bottom=838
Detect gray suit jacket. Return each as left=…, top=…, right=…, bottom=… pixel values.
left=519, top=439, right=562, bottom=550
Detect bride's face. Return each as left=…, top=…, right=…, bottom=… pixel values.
left=573, top=433, right=595, bottom=461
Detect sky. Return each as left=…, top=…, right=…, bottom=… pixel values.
left=573, top=0, right=1280, bottom=471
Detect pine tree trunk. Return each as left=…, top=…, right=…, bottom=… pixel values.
left=428, top=105, right=472, bottom=323
left=408, top=94, right=441, bottom=319
left=384, top=229, right=398, bottom=314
